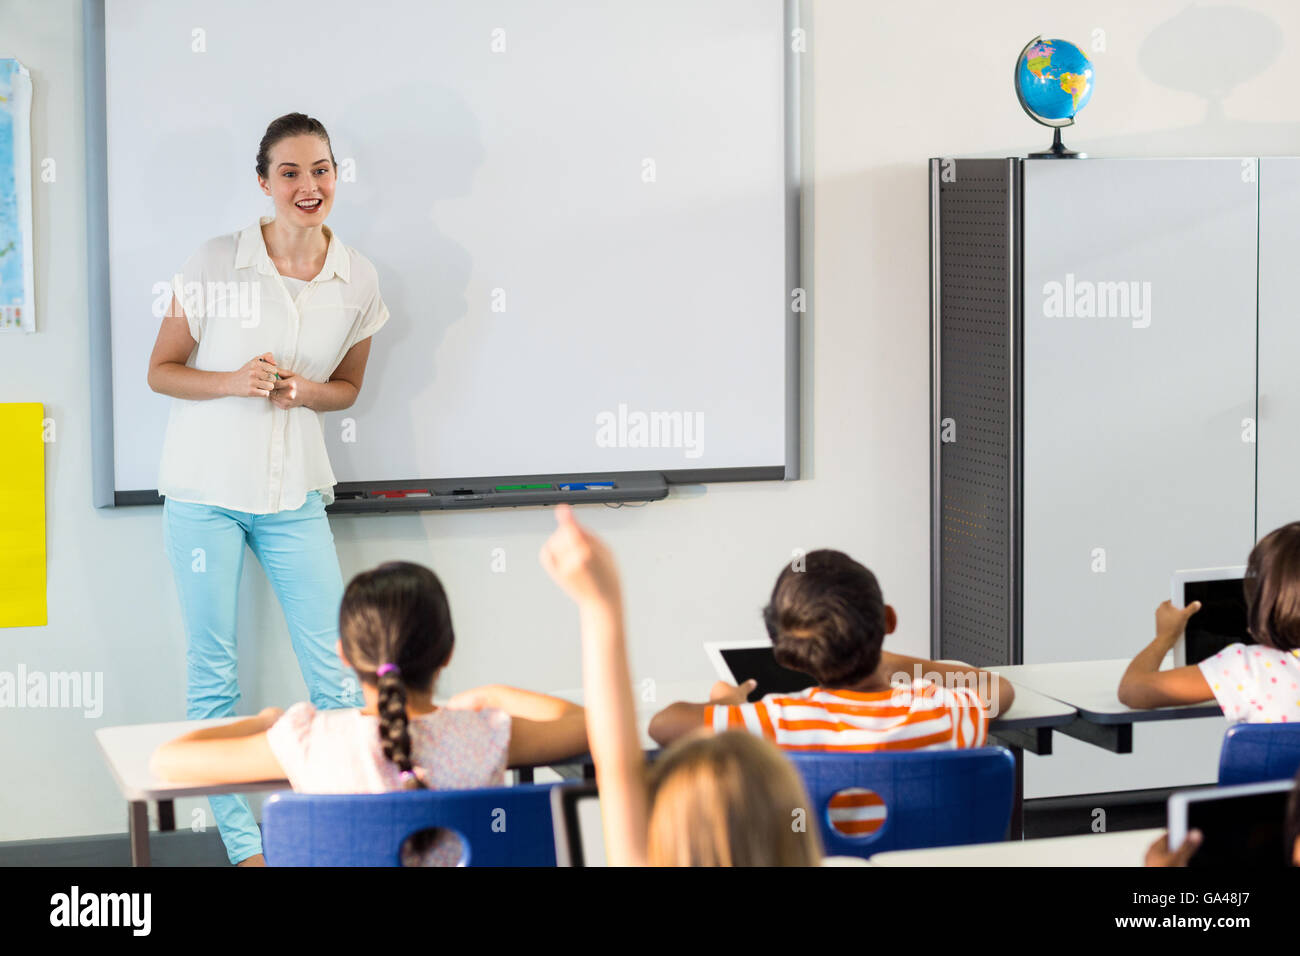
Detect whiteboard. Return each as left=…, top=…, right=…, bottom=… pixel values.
left=89, top=0, right=798, bottom=502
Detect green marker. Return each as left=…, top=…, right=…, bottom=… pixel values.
left=495, top=483, right=553, bottom=491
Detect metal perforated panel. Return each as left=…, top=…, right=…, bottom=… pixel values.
left=930, top=159, right=1017, bottom=666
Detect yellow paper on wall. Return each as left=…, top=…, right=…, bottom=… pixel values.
left=0, top=403, right=46, bottom=627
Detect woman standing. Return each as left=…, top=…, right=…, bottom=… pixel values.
left=147, top=113, right=389, bottom=866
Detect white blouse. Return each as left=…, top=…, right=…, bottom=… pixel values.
left=157, top=216, right=390, bottom=514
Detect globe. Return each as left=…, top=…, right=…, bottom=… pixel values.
left=1015, top=36, right=1094, bottom=157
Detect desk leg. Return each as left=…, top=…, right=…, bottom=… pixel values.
left=1057, top=717, right=1132, bottom=754
left=158, top=800, right=175, bottom=832
left=991, top=728, right=1046, bottom=842
left=128, top=802, right=151, bottom=867
left=1009, top=745, right=1024, bottom=841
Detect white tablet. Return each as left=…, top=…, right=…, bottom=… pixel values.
left=1169, top=566, right=1250, bottom=666
left=1167, top=778, right=1293, bottom=866
left=703, top=640, right=816, bottom=702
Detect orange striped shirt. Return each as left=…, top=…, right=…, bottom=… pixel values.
left=702, top=681, right=989, bottom=753
left=703, top=681, right=991, bottom=836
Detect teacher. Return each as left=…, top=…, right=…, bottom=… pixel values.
left=146, top=113, right=389, bottom=866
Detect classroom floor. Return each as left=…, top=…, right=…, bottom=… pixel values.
left=0, top=788, right=1174, bottom=866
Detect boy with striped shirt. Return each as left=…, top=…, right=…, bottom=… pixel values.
left=649, top=550, right=1013, bottom=832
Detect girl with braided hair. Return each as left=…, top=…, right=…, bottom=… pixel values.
left=150, top=561, right=590, bottom=865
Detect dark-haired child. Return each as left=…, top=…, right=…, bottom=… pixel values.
left=1119, top=522, right=1300, bottom=721
left=648, top=548, right=1014, bottom=836
left=151, top=561, right=589, bottom=865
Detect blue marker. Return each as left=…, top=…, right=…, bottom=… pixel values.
left=559, top=481, right=615, bottom=491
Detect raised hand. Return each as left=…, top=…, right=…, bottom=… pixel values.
left=539, top=504, right=622, bottom=612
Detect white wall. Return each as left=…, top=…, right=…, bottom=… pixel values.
left=3, top=0, right=1299, bottom=842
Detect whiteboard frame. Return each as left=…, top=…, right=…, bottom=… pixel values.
left=83, top=0, right=805, bottom=510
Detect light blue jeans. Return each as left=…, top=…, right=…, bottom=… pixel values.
left=162, top=490, right=362, bottom=864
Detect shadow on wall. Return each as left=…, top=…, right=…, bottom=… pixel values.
left=1001, top=4, right=1300, bottom=158
left=1119, top=3, right=1299, bottom=155
left=329, top=81, right=485, bottom=479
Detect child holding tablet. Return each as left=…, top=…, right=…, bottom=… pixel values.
left=1144, top=765, right=1300, bottom=866
left=647, top=549, right=1014, bottom=754
left=151, top=561, right=590, bottom=865
left=1119, top=522, right=1300, bottom=720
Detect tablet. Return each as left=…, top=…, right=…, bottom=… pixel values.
left=1167, top=779, right=1293, bottom=867
left=551, top=782, right=606, bottom=867
left=1170, top=566, right=1251, bottom=666
left=703, top=640, right=816, bottom=702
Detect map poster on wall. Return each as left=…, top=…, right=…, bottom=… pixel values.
left=0, top=59, right=34, bottom=333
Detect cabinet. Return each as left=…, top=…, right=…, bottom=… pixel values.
left=930, top=157, right=1278, bottom=798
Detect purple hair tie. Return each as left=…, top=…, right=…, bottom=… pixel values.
left=376, top=663, right=399, bottom=677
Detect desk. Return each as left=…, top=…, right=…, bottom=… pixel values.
left=542, top=679, right=1077, bottom=838
left=99, top=680, right=1079, bottom=865
left=522, top=681, right=700, bottom=784
left=542, top=680, right=702, bottom=750
left=984, top=682, right=1076, bottom=838
left=544, top=679, right=1074, bottom=751
left=96, top=719, right=290, bottom=867
left=97, top=714, right=593, bottom=866
left=991, top=660, right=1222, bottom=754
left=987, top=682, right=1076, bottom=753
left=868, top=826, right=1164, bottom=867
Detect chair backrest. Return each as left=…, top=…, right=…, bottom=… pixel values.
left=788, top=747, right=1015, bottom=858
left=1218, top=723, right=1300, bottom=786
left=262, top=784, right=559, bottom=866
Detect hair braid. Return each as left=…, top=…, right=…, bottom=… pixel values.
left=339, top=562, right=454, bottom=790
left=376, top=667, right=425, bottom=790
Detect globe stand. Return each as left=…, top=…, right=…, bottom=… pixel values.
left=1029, top=127, right=1085, bottom=159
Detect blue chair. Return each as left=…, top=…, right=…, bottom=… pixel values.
left=1217, top=723, right=1300, bottom=786
left=262, top=784, right=559, bottom=866
left=789, top=748, right=1015, bottom=858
